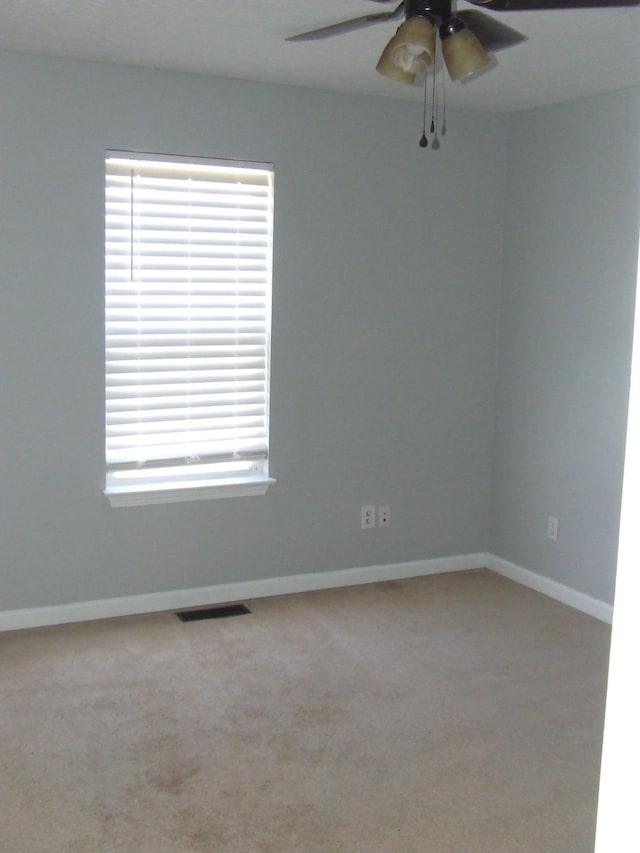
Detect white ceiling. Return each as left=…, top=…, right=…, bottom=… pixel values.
left=0, top=1, right=638, bottom=113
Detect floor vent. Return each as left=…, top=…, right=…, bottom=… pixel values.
left=176, top=604, right=252, bottom=622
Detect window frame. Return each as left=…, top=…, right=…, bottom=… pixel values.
left=103, top=150, right=275, bottom=508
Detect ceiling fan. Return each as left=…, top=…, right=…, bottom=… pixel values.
left=287, top=0, right=640, bottom=86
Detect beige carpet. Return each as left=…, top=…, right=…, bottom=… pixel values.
left=0, top=570, right=610, bottom=852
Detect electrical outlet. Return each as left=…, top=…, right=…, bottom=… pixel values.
left=378, top=506, right=391, bottom=527
left=361, top=505, right=376, bottom=530
left=547, top=515, right=558, bottom=542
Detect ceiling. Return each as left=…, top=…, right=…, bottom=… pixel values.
left=0, top=1, right=638, bottom=113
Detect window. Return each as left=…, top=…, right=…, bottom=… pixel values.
left=104, top=152, right=274, bottom=507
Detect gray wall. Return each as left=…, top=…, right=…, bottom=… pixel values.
left=0, top=51, right=506, bottom=610
left=2, top=49, right=638, bottom=615
left=490, top=87, right=640, bottom=603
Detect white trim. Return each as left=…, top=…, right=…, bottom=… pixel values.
left=0, top=554, right=486, bottom=632
left=0, top=552, right=614, bottom=632
left=105, top=477, right=276, bottom=508
left=106, top=150, right=274, bottom=173
left=486, top=554, right=613, bottom=624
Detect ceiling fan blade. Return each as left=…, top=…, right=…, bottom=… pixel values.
left=457, top=10, right=527, bottom=50
left=465, top=0, right=639, bottom=9
left=286, top=3, right=404, bottom=42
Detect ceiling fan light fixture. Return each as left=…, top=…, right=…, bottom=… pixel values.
left=440, top=18, right=491, bottom=82
left=391, top=16, right=437, bottom=73
left=376, top=32, right=417, bottom=85
left=377, top=15, right=436, bottom=81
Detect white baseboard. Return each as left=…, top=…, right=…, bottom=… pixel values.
left=0, top=553, right=486, bottom=632
left=486, top=554, right=613, bottom=624
left=0, top=552, right=613, bottom=632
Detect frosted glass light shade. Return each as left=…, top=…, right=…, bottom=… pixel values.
left=376, top=16, right=436, bottom=83
left=390, top=16, right=436, bottom=73
left=441, top=27, right=490, bottom=82
left=376, top=39, right=416, bottom=85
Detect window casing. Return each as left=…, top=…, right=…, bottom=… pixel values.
left=104, top=152, right=274, bottom=507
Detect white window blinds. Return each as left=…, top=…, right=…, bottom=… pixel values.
left=104, top=153, right=274, bottom=505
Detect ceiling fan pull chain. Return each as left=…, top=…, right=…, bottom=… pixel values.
left=441, top=68, right=447, bottom=136
left=430, top=64, right=436, bottom=135
left=431, top=41, right=441, bottom=150
left=419, top=70, right=429, bottom=148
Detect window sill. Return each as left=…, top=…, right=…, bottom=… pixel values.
left=104, top=477, right=276, bottom=508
